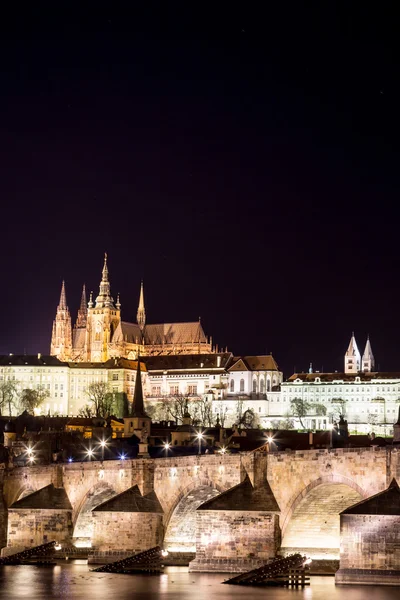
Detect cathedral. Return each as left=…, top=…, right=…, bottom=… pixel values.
left=50, top=255, right=214, bottom=362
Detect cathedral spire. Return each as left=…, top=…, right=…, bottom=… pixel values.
left=102, top=252, right=109, bottom=282
left=50, top=280, right=72, bottom=359
left=95, top=253, right=115, bottom=309
left=75, top=284, right=87, bottom=329
left=59, top=280, right=67, bottom=310
left=137, top=280, right=146, bottom=331
left=362, top=336, right=375, bottom=373
left=344, top=332, right=361, bottom=374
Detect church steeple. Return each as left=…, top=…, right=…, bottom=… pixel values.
left=50, top=280, right=72, bottom=360
left=362, top=336, right=375, bottom=373
left=344, top=332, right=361, bottom=374
left=137, top=281, right=146, bottom=331
left=59, top=280, right=67, bottom=310
left=75, top=284, right=87, bottom=329
left=95, top=253, right=115, bottom=309
left=131, top=357, right=147, bottom=417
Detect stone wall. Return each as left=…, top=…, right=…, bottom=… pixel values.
left=281, top=483, right=362, bottom=559
left=90, top=512, right=163, bottom=563
left=267, top=447, right=388, bottom=534
left=5, top=508, right=72, bottom=554
left=336, top=514, right=400, bottom=584
left=190, top=510, right=280, bottom=572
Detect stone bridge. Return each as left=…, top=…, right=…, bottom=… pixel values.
left=1, top=446, right=399, bottom=564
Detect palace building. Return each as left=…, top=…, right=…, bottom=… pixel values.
left=280, top=334, right=400, bottom=432
left=50, top=254, right=213, bottom=362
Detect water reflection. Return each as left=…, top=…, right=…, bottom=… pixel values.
left=0, top=564, right=398, bottom=600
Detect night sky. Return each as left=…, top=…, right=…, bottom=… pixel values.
left=1, top=6, right=400, bottom=376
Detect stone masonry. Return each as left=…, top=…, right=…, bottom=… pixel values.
left=4, top=484, right=72, bottom=556
left=90, top=485, right=163, bottom=563
left=189, top=475, right=280, bottom=572
left=0, top=448, right=398, bottom=571
left=336, top=479, right=400, bottom=585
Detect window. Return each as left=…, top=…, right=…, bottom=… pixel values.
left=152, top=386, right=161, bottom=396
left=267, top=379, right=271, bottom=392
left=260, top=380, right=265, bottom=393
left=112, top=373, right=118, bottom=381
left=240, top=378, right=245, bottom=392
left=188, top=385, right=197, bottom=395
left=230, top=379, right=235, bottom=393
left=253, top=380, right=257, bottom=393
left=170, top=385, right=179, bottom=395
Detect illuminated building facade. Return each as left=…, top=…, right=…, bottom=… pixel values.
left=0, top=355, right=146, bottom=416
left=280, top=334, right=400, bottom=432
left=50, top=254, right=213, bottom=362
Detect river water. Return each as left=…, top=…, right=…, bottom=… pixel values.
left=0, top=562, right=398, bottom=599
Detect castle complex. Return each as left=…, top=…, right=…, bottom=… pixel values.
left=50, top=254, right=212, bottom=362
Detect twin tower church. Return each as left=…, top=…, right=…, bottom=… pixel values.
left=50, top=254, right=213, bottom=362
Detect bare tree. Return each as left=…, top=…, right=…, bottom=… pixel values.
left=159, top=395, right=192, bottom=424
left=235, top=398, right=245, bottom=425
left=0, top=380, right=19, bottom=416
left=20, top=385, right=50, bottom=414
left=191, top=396, right=214, bottom=427
left=85, top=382, right=113, bottom=418
left=290, top=397, right=311, bottom=428
left=78, top=404, right=96, bottom=418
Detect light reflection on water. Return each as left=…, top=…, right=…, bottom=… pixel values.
left=0, top=563, right=398, bottom=600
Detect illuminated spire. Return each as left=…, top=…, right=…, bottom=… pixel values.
left=95, top=253, right=115, bottom=309
left=362, top=336, right=375, bottom=373
left=344, top=332, right=361, bottom=374
left=75, top=284, right=87, bottom=329
left=50, top=280, right=72, bottom=359
left=137, top=280, right=146, bottom=331
left=59, top=280, right=67, bottom=310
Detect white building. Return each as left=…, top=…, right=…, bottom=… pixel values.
left=0, top=355, right=147, bottom=417
left=142, top=353, right=283, bottom=427
left=280, top=335, right=400, bottom=433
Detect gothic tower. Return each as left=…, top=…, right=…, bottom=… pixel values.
left=75, top=284, right=87, bottom=329
left=362, top=336, right=375, bottom=373
left=344, top=332, right=361, bottom=374
left=85, top=254, right=121, bottom=362
left=137, top=280, right=146, bottom=331
left=50, top=281, right=72, bottom=360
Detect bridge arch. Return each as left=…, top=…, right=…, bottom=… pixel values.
left=163, top=482, right=223, bottom=553
left=8, top=485, right=37, bottom=507
left=72, top=482, right=118, bottom=546
left=281, top=475, right=366, bottom=559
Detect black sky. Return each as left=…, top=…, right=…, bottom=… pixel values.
left=1, top=5, right=400, bottom=376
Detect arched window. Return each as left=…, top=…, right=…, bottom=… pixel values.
left=230, top=379, right=235, bottom=393
left=260, top=379, right=265, bottom=394
left=266, top=378, right=271, bottom=392
left=253, top=379, right=257, bottom=393
left=240, top=378, right=245, bottom=392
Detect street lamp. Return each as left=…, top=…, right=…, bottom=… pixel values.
left=87, top=448, right=94, bottom=462
left=119, top=453, right=126, bottom=461
left=100, top=439, right=107, bottom=461
left=219, top=446, right=227, bottom=454
left=196, top=432, right=204, bottom=455
left=163, top=442, right=171, bottom=455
